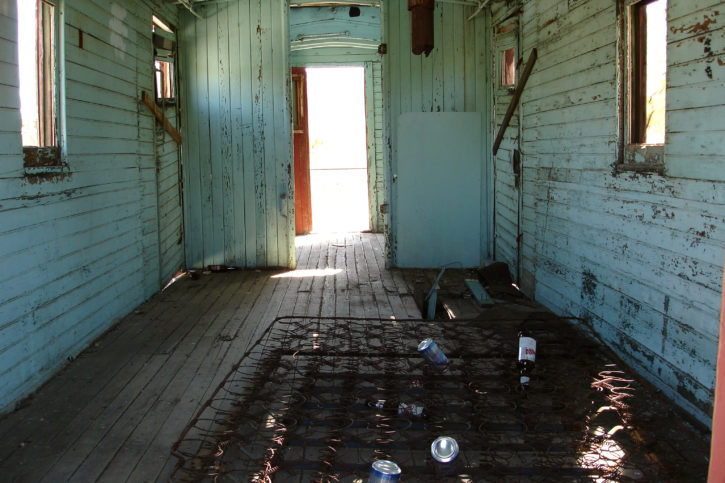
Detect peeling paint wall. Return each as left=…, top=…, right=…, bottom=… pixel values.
left=179, top=0, right=294, bottom=269
left=367, top=61, right=385, bottom=232
left=492, top=0, right=725, bottom=426
left=154, top=100, right=184, bottom=286
left=0, top=0, right=180, bottom=413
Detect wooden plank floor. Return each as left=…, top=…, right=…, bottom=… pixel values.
left=0, top=233, right=420, bottom=482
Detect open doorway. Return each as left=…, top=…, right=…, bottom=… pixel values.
left=295, top=66, right=370, bottom=234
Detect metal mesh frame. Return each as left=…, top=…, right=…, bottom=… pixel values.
left=170, top=316, right=706, bottom=482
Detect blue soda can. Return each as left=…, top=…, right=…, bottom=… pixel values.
left=369, top=459, right=402, bottom=482
left=418, top=337, right=450, bottom=371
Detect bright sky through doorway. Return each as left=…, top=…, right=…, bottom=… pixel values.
left=306, top=67, right=370, bottom=233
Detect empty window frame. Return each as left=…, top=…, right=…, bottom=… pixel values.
left=291, top=72, right=305, bottom=133
left=629, top=0, right=667, bottom=144
left=154, top=60, right=174, bottom=99
left=621, top=0, right=667, bottom=168
left=501, top=47, right=516, bottom=87
left=17, top=0, right=60, bottom=166
left=152, top=15, right=176, bottom=101
left=495, top=22, right=518, bottom=92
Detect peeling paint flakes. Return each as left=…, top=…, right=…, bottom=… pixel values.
left=671, top=13, right=718, bottom=35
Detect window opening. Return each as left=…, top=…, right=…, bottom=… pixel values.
left=152, top=15, right=176, bottom=101
left=17, top=0, right=58, bottom=163
left=154, top=61, right=174, bottom=99
left=629, top=0, right=667, bottom=145
left=292, top=73, right=304, bottom=133
left=501, top=47, right=516, bottom=87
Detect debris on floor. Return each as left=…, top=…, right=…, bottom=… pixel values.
left=171, top=316, right=709, bottom=481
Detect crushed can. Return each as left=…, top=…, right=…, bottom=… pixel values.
left=398, top=402, right=424, bottom=417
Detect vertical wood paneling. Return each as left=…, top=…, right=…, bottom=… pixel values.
left=179, top=0, right=293, bottom=269
left=0, top=0, right=180, bottom=414
left=385, top=1, right=490, bottom=265
left=501, top=0, right=725, bottom=426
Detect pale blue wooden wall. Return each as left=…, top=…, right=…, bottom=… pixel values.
left=491, top=0, right=725, bottom=426
left=384, top=0, right=491, bottom=266
left=0, top=0, right=182, bottom=414
left=179, top=0, right=294, bottom=269
left=491, top=9, right=520, bottom=280
left=156, top=103, right=184, bottom=284
left=289, top=5, right=380, bottom=62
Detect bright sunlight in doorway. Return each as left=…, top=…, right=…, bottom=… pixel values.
left=306, top=67, right=370, bottom=233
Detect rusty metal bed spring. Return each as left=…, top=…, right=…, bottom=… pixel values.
left=170, top=316, right=707, bottom=482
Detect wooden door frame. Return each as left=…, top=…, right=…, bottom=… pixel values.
left=290, top=62, right=381, bottom=235
left=292, top=67, right=312, bottom=234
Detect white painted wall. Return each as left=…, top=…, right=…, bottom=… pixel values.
left=0, top=0, right=182, bottom=414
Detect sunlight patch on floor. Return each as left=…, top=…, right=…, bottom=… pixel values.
left=271, top=268, right=342, bottom=279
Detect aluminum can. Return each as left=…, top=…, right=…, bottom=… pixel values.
left=368, top=459, right=402, bottom=482
left=431, top=436, right=459, bottom=463
left=418, top=337, right=449, bottom=371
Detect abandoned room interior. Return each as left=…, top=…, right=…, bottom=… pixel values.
left=0, top=0, right=724, bottom=480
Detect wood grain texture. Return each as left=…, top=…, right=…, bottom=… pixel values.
left=491, top=0, right=725, bottom=426
left=0, top=233, right=415, bottom=481
left=179, top=0, right=294, bottom=270
left=0, top=0, right=180, bottom=416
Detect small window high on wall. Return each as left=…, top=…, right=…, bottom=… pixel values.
left=630, top=0, right=667, bottom=144
left=501, top=47, right=516, bottom=87
left=621, top=0, right=667, bottom=170
left=17, top=0, right=60, bottom=166
left=152, top=15, right=176, bottom=101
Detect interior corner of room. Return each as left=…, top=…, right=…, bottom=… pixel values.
left=0, top=0, right=724, bottom=480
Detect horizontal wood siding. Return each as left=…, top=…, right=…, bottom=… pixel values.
left=491, top=4, right=520, bottom=279
left=179, top=0, right=294, bottom=269
left=511, top=0, right=725, bottom=426
left=384, top=0, right=490, bottom=265
left=155, top=105, right=184, bottom=284
left=0, top=0, right=179, bottom=414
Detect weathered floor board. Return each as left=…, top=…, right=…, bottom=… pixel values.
left=0, top=233, right=420, bottom=482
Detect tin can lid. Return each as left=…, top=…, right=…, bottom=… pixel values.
left=372, top=459, right=402, bottom=475
left=431, top=436, right=459, bottom=463
left=418, top=337, right=433, bottom=351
